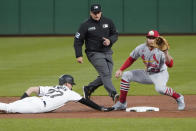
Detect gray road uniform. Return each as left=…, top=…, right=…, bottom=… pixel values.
left=0, top=85, right=110, bottom=113
left=113, top=43, right=185, bottom=111
left=123, top=43, right=169, bottom=95
left=74, top=16, right=118, bottom=98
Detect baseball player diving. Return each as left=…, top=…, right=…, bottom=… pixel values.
left=113, top=30, right=185, bottom=111
left=0, top=74, right=114, bottom=113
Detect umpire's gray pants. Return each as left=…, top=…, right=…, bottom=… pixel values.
left=86, top=51, right=117, bottom=97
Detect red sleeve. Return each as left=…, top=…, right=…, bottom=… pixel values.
left=120, top=56, right=136, bottom=71
left=166, top=59, right=173, bottom=68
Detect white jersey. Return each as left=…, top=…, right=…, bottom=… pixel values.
left=130, top=43, right=167, bottom=73
left=39, top=85, right=82, bottom=112
left=0, top=85, right=82, bottom=113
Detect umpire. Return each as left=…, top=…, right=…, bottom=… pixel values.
left=74, top=4, right=119, bottom=102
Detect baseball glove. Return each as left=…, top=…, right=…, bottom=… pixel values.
left=154, top=36, right=170, bottom=51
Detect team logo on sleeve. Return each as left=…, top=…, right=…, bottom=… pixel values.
left=75, top=32, right=80, bottom=39
left=103, top=24, right=108, bottom=28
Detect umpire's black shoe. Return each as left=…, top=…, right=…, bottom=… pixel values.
left=83, top=86, right=92, bottom=99
left=111, top=91, right=120, bottom=104
left=113, top=94, right=120, bottom=104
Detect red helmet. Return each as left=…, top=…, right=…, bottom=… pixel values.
left=146, top=30, right=160, bottom=38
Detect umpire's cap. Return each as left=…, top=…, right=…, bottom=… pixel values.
left=59, top=74, right=75, bottom=85
left=90, top=4, right=101, bottom=13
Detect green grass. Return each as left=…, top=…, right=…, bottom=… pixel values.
left=0, top=36, right=196, bottom=96
left=0, top=36, right=196, bottom=130
left=0, top=118, right=196, bottom=131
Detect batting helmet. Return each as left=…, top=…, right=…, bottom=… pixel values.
left=59, top=74, right=75, bottom=85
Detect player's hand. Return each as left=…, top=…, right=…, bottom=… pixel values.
left=163, top=49, right=168, bottom=55
left=102, top=37, right=110, bottom=46
left=101, top=106, right=114, bottom=112
left=115, top=69, right=123, bottom=78
left=76, top=57, right=83, bottom=63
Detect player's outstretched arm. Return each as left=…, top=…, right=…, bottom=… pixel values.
left=115, top=56, right=136, bottom=78
left=78, top=98, right=114, bottom=112
left=20, top=86, right=39, bottom=99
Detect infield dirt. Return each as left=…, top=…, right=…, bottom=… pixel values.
left=0, top=95, right=195, bottom=118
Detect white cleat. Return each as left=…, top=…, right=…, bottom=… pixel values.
left=112, top=101, right=127, bottom=110
left=176, top=95, right=185, bottom=111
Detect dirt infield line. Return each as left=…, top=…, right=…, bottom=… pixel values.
left=0, top=95, right=195, bottom=118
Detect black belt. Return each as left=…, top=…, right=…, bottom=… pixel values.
left=147, top=68, right=160, bottom=73
left=147, top=70, right=164, bottom=74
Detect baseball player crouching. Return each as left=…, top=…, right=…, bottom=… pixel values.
left=113, top=30, right=185, bottom=111
left=0, top=74, right=113, bottom=113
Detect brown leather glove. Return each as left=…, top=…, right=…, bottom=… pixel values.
left=154, top=36, right=170, bottom=51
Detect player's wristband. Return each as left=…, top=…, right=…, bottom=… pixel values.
left=20, top=92, right=29, bottom=99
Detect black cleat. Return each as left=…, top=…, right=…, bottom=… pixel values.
left=113, top=94, right=120, bottom=104
left=83, top=86, right=92, bottom=99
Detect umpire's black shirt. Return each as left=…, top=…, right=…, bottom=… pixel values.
left=74, top=16, right=118, bottom=58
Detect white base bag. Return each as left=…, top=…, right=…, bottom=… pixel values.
left=126, top=106, right=159, bottom=112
